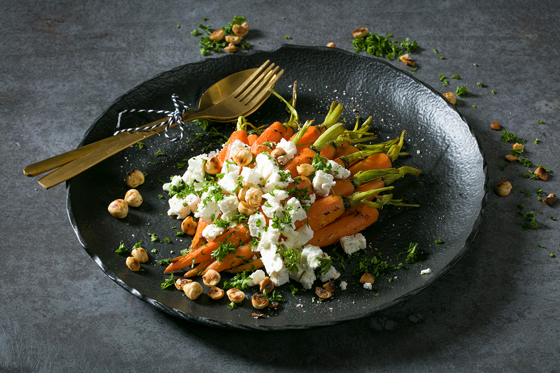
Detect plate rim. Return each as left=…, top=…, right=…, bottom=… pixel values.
left=66, top=44, right=488, bottom=330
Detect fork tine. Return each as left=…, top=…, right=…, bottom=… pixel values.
left=242, top=69, right=284, bottom=107
left=229, top=60, right=272, bottom=97
left=235, top=63, right=276, bottom=100
left=238, top=66, right=280, bottom=103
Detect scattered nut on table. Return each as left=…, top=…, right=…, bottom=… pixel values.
left=108, top=199, right=128, bottom=218
left=227, top=288, right=245, bottom=303
left=131, top=247, right=149, bottom=263
left=126, top=170, right=144, bottom=188
left=183, top=282, right=203, bottom=300
left=181, top=216, right=197, bottom=235
left=490, top=122, right=501, bottom=130
left=443, top=92, right=457, bottom=104
left=207, top=286, right=225, bottom=300
left=505, top=154, right=518, bottom=162
left=124, top=189, right=143, bottom=207
left=534, top=166, right=548, bottom=181
left=202, top=269, right=221, bottom=287
left=352, top=27, right=369, bottom=38
left=494, top=181, right=512, bottom=196
left=543, top=194, right=557, bottom=206
left=251, top=293, right=269, bottom=309
left=125, top=256, right=140, bottom=271
left=327, top=42, right=336, bottom=47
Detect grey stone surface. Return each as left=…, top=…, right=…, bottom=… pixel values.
left=2, top=0, right=559, bottom=371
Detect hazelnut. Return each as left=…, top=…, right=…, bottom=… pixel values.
left=108, top=199, right=128, bottom=219
left=512, top=143, right=524, bottom=151
left=326, top=42, right=336, bottom=48
left=131, top=247, right=149, bottom=263
left=443, top=92, right=457, bottom=105
left=399, top=54, right=415, bottom=66
left=534, top=166, right=549, bottom=181
left=238, top=201, right=257, bottom=215
left=225, top=35, right=242, bottom=44
left=505, top=154, right=518, bottom=162
left=125, top=256, right=140, bottom=271
left=494, top=181, right=512, bottom=196
left=245, top=187, right=263, bottom=207
left=360, top=273, right=375, bottom=284
left=323, top=281, right=336, bottom=293
left=207, top=286, right=225, bottom=300
left=233, top=147, right=253, bottom=166
left=352, top=27, right=369, bottom=38
left=202, top=269, right=221, bottom=287
left=271, top=147, right=287, bottom=159
left=209, top=29, right=225, bottom=41
left=232, top=22, right=249, bottom=37
left=543, top=194, right=557, bottom=206
left=227, top=288, right=245, bottom=303
left=124, top=189, right=143, bottom=207
left=181, top=216, right=197, bottom=235
left=183, top=282, right=203, bottom=300
left=175, top=278, right=192, bottom=290
left=125, top=170, right=144, bottom=188
left=224, top=43, right=237, bottom=53
left=259, top=277, right=274, bottom=294
left=490, top=122, right=501, bottom=130
left=204, top=157, right=221, bottom=175
left=315, top=286, right=332, bottom=299
left=297, top=163, right=315, bottom=177
left=237, top=185, right=250, bottom=202
left=251, top=293, right=270, bottom=309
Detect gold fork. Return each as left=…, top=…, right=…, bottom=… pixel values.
left=36, top=63, right=284, bottom=189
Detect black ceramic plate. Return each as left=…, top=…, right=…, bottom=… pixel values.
left=67, top=45, right=486, bottom=330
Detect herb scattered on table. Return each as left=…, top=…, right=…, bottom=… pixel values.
left=352, top=31, right=418, bottom=60
left=456, top=86, right=468, bottom=96
left=161, top=274, right=175, bottom=290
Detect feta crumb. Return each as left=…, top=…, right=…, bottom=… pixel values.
left=329, top=160, right=351, bottom=179
left=301, top=245, right=323, bottom=270
left=263, top=188, right=290, bottom=203
left=262, top=200, right=283, bottom=219
left=247, top=269, right=266, bottom=287
left=318, top=265, right=340, bottom=282
left=340, top=280, right=348, bottom=290
left=248, top=212, right=266, bottom=238
left=163, top=175, right=183, bottom=192
left=218, top=171, right=241, bottom=194
left=276, top=138, right=297, bottom=159
left=183, top=194, right=201, bottom=212
left=240, top=167, right=262, bottom=187
left=312, top=170, right=336, bottom=197
left=340, top=233, right=367, bottom=255
left=217, top=195, right=239, bottom=215
left=420, top=268, right=432, bottom=275
left=228, top=140, right=249, bottom=158
left=182, top=156, right=206, bottom=186
left=263, top=171, right=292, bottom=193
left=202, top=224, right=225, bottom=241
left=285, top=197, right=307, bottom=222
left=363, top=282, right=373, bottom=290
left=221, top=160, right=241, bottom=175
left=255, top=153, right=279, bottom=180
left=167, top=195, right=191, bottom=219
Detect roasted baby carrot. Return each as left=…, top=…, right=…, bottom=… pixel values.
left=226, top=258, right=264, bottom=273
left=164, top=225, right=251, bottom=273
left=184, top=260, right=214, bottom=278
left=348, top=153, right=393, bottom=176
left=247, top=133, right=258, bottom=146
left=201, top=243, right=254, bottom=274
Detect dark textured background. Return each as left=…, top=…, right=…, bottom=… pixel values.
left=2, top=0, right=559, bottom=371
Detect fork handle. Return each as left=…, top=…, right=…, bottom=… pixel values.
left=36, top=109, right=223, bottom=189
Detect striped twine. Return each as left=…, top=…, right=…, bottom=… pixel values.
left=114, top=94, right=189, bottom=142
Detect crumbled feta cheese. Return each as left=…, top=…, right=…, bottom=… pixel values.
left=276, top=138, right=297, bottom=159
left=248, top=212, right=266, bottom=238
left=297, top=269, right=316, bottom=289
left=312, top=170, right=336, bottom=197
left=255, top=153, right=279, bottom=180
left=182, top=156, right=206, bottom=186
left=218, top=171, right=242, bottom=194
left=318, top=265, right=340, bottom=282
left=247, top=269, right=266, bottom=287
left=183, top=194, right=201, bottom=212
left=263, top=171, right=292, bottom=193
left=269, top=268, right=290, bottom=286
left=301, top=245, right=324, bottom=270
left=263, top=189, right=290, bottom=203
left=163, top=175, right=183, bottom=192
left=221, top=160, right=241, bottom=175
left=329, top=160, right=351, bottom=179
left=340, top=233, right=367, bottom=255
left=217, top=195, right=239, bottom=215
left=240, top=167, right=263, bottom=187
left=261, top=244, right=290, bottom=286
left=420, top=268, right=432, bottom=275
left=257, top=230, right=280, bottom=252
left=340, top=280, right=348, bottom=290
left=363, top=282, right=373, bottom=290
left=262, top=200, right=283, bottom=219
left=285, top=197, right=307, bottom=222
left=300, top=193, right=316, bottom=205
left=167, top=195, right=190, bottom=219
left=202, top=224, right=225, bottom=241
left=194, top=189, right=221, bottom=223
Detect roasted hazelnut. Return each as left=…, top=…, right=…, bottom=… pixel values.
left=323, top=281, right=336, bottom=293
left=399, top=54, right=415, bottom=66
left=326, top=42, right=336, bottom=48
left=108, top=199, right=128, bottom=219
left=251, top=293, right=270, bottom=309
left=233, top=148, right=253, bottom=166
left=207, top=286, right=225, bottom=300
left=204, top=157, right=221, bottom=175
left=245, top=187, right=263, bottom=207
left=232, top=22, right=249, bottom=37
left=225, top=35, right=242, bottom=44
left=124, top=189, right=143, bottom=207
left=131, top=247, right=149, bottom=263
left=126, top=170, right=145, bottom=188
left=505, top=154, right=518, bottom=162
left=534, top=166, right=549, bottom=181
left=238, top=201, right=257, bottom=215
left=181, top=216, right=197, bottom=235
left=512, top=143, right=524, bottom=151
left=352, top=27, right=369, bottom=38
left=315, top=286, right=332, bottom=299
left=259, top=276, right=274, bottom=294
left=125, top=256, right=140, bottom=271
left=227, top=288, right=245, bottom=303
left=237, top=185, right=250, bottom=202
left=297, top=163, right=315, bottom=177
left=494, top=181, right=512, bottom=196
left=224, top=43, right=237, bottom=53
left=360, top=273, right=375, bottom=284
left=202, top=269, right=221, bottom=287
left=443, top=92, right=457, bottom=105
left=209, top=29, right=225, bottom=41
left=175, top=278, right=192, bottom=290
left=490, top=122, right=501, bottom=130
left=543, top=194, right=557, bottom=206
left=271, top=147, right=287, bottom=159
left=183, top=282, right=203, bottom=300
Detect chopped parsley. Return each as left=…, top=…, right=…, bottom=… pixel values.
left=476, top=82, right=485, bottom=87
left=154, top=150, right=165, bottom=157
left=317, top=257, right=333, bottom=275
left=397, top=242, right=420, bottom=264
left=155, top=258, right=171, bottom=266
left=211, top=241, right=236, bottom=262
left=283, top=247, right=301, bottom=272
left=455, top=86, right=468, bottom=96
left=490, top=90, right=496, bottom=94
left=352, top=32, right=418, bottom=60
left=191, top=29, right=200, bottom=36
left=161, top=274, right=175, bottom=290
left=223, top=270, right=253, bottom=290
left=500, top=130, right=526, bottom=144
left=538, top=120, right=544, bottom=124
left=432, top=48, right=438, bottom=54
left=135, top=142, right=145, bottom=149
left=148, top=232, right=159, bottom=242
left=115, top=241, right=127, bottom=254
left=522, top=212, right=540, bottom=230
left=227, top=302, right=238, bottom=310
left=263, top=289, right=284, bottom=302
left=312, top=154, right=332, bottom=173
left=451, top=74, right=460, bottom=79
left=285, top=35, right=291, bottom=39
left=289, top=284, right=299, bottom=295
left=434, top=238, right=444, bottom=244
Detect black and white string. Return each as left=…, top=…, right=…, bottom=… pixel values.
left=114, top=94, right=190, bottom=142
